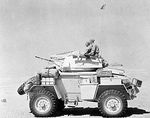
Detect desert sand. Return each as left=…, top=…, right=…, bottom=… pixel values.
left=0, top=69, right=150, bottom=118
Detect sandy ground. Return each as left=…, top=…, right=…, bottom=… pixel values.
left=0, top=70, right=150, bottom=118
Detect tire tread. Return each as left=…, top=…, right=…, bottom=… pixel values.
left=29, top=89, right=57, bottom=117
left=98, top=89, right=127, bottom=117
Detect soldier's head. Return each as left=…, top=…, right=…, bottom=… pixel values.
left=85, top=41, right=90, bottom=47
left=89, top=39, right=95, bottom=44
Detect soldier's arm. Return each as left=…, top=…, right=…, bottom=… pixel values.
left=88, top=45, right=95, bottom=55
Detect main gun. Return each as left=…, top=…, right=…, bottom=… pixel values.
left=35, top=56, right=61, bottom=67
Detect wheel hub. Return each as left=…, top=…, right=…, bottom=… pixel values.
left=35, top=97, right=51, bottom=113
left=104, top=97, right=122, bottom=114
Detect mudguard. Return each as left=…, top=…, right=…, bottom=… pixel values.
left=95, top=85, right=130, bottom=100
left=17, top=76, right=41, bottom=95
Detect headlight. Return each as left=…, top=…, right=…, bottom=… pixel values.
left=132, top=78, right=142, bottom=87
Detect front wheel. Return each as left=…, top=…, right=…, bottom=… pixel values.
left=98, top=90, right=127, bottom=117
left=29, top=89, right=57, bottom=117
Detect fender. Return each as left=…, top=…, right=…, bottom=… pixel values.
left=95, top=85, right=130, bottom=100
left=28, top=85, right=62, bottom=99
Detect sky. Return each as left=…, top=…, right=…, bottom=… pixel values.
left=0, top=0, right=150, bottom=80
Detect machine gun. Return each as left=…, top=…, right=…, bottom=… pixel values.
left=35, top=56, right=61, bottom=67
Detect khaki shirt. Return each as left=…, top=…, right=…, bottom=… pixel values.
left=89, top=44, right=99, bottom=56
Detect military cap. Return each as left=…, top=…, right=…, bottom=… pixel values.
left=85, top=41, right=90, bottom=47
left=89, top=39, right=95, bottom=44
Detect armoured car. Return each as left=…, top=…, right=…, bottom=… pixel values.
left=17, top=54, right=142, bottom=117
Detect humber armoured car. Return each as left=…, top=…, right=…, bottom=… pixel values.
left=17, top=52, right=142, bottom=117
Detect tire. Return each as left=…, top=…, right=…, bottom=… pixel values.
left=57, top=99, right=65, bottom=111
left=29, top=89, right=57, bottom=117
left=17, top=83, right=25, bottom=95
left=98, top=90, right=127, bottom=117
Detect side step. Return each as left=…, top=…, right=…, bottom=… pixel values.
left=65, top=99, right=79, bottom=107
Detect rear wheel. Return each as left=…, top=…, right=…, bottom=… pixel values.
left=29, top=89, right=57, bottom=117
left=98, top=90, right=127, bottom=117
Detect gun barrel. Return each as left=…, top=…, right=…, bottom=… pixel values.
left=35, top=56, right=52, bottom=62
left=35, top=56, right=61, bottom=67
left=56, top=50, right=74, bottom=55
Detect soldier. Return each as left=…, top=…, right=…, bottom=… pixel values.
left=85, top=39, right=100, bottom=58
left=84, top=41, right=92, bottom=59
